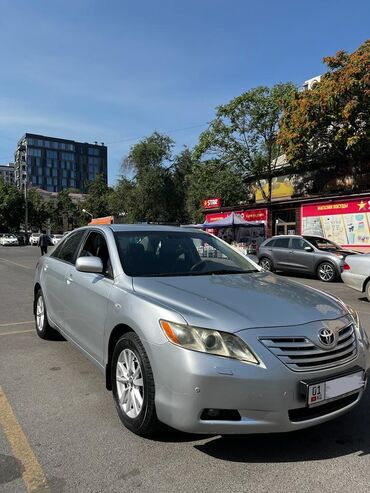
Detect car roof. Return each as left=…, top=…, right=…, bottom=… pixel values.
left=81, top=224, right=196, bottom=233
left=269, top=234, right=303, bottom=239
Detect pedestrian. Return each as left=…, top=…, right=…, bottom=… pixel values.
left=38, top=230, right=49, bottom=256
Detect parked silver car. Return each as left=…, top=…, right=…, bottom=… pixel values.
left=342, top=254, right=370, bottom=301
left=34, top=225, right=369, bottom=436
left=258, top=235, right=359, bottom=282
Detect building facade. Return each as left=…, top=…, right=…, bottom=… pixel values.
left=0, top=163, right=15, bottom=184
left=14, top=133, right=107, bottom=193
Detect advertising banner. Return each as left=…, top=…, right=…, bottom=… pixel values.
left=301, top=197, right=370, bottom=247
left=205, top=209, right=267, bottom=223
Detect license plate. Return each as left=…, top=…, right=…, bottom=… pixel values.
left=307, top=371, right=365, bottom=407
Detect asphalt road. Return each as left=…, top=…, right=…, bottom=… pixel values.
left=1, top=247, right=370, bottom=493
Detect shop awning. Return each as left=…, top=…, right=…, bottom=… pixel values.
left=202, top=212, right=264, bottom=229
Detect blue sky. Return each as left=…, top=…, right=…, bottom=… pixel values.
left=0, top=0, right=369, bottom=184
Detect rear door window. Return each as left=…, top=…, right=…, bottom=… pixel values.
left=274, top=238, right=290, bottom=248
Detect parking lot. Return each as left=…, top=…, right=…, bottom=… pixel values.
left=1, top=246, right=370, bottom=493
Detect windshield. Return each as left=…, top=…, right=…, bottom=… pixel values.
left=304, top=236, right=341, bottom=251
left=114, top=230, right=259, bottom=277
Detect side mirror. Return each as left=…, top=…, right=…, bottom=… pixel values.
left=304, top=246, right=314, bottom=252
left=75, top=256, right=103, bottom=274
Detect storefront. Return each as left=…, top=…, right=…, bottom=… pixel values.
left=205, top=208, right=268, bottom=251
left=202, top=193, right=370, bottom=251
left=301, top=196, right=370, bottom=249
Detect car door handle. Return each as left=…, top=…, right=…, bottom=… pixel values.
left=66, top=275, right=73, bottom=284
left=43, top=263, right=49, bottom=271
left=289, top=250, right=294, bottom=254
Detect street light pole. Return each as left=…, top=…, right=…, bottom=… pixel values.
left=82, top=208, right=93, bottom=221
left=24, top=178, right=29, bottom=244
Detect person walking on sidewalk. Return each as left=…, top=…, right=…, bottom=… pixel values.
left=38, top=230, right=50, bottom=256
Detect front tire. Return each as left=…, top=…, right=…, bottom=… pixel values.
left=317, top=262, right=337, bottom=282
left=112, top=332, right=160, bottom=436
left=34, top=289, right=57, bottom=339
left=259, top=257, right=273, bottom=272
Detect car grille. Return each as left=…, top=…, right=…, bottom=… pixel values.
left=259, top=323, right=357, bottom=372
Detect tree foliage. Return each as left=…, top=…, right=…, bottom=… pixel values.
left=194, top=83, right=296, bottom=201
left=279, top=39, right=370, bottom=184
left=186, top=160, right=246, bottom=223
left=83, top=174, right=112, bottom=219
left=0, top=180, right=24, bottom=231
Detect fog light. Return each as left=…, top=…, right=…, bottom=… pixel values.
left=200, top=409, right=241, bottom=421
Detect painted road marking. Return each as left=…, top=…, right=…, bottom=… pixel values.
left=0, top=257, right=33, bottom=270
left=0, top=385, right=48, bottom=492
left=0, top=329, right=34, bottom=336
left=0, top=321, right=34, bottom=327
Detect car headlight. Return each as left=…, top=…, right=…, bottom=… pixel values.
left=346, top=305, right=360, bottom=328
left=159, top=320, right=259, bottom=364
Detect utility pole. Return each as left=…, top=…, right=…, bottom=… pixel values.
left=24, top=178, right=29, bottom=243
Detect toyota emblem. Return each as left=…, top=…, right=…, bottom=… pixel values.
left=319, top=328, right=335, bottom=347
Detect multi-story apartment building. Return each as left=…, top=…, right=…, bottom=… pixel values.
left=0, top=163, right=15, bottom=184
left=14, top=133, right=107, bottom=193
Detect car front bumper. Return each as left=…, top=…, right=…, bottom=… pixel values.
left=145, top=326, right=370, bottom=434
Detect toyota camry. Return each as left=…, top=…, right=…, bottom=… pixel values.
left=34, top=225, right=370, bottom=436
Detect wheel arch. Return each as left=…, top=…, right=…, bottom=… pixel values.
left=362, top=276, right=370, bottom=293
left=105, top=323, right=136, bottom=390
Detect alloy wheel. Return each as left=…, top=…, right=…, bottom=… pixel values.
left=116, top=349, right=144, bottom=419
left=319, top=263, right=334, bottom=281
left=36, top=296, right=45, bottom=332
left=260, top=258, right=271, bottom=271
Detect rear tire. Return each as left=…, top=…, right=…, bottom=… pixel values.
left=259, top=257, right=273, bottom=272
left=112, top=332, right=160, bottom=436
left=34, top=289, right=57, bottom=339
left=365, top=280, right=370, bottom=302
left=317, top=262, right=337, bottom=282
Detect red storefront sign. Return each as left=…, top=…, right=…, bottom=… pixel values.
left=302, top=197, right=370, bottom=217
left=301, top=196, right=370, bottom=248
left=203, top=198, right=221, bottom=209
left=205, top=209, right=267, bottom=223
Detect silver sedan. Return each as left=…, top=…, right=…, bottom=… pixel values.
left=34, top=225, right=370, bottom=436
left=342, top=254, right=370, bottom=301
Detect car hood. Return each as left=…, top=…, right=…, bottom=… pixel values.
left=132, top=272, right=348, bottom=332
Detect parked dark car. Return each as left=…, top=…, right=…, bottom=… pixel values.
left=257, top=235, right=360, bottom=282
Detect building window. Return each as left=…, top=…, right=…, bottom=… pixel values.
left=52, top=168, right=58, bottom=177
left=88, top=147, right=100, bottom=156
left=47, top=150, right=57, bottom=159
left=62, top=178, right=67, bottom=187
left=28, top=148, right=42, bottom=157
left=46, top=159, right=52, bottom=168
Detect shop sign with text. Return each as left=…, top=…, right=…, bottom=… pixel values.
left=203, top=198, right=221, bottom=209
left=301, top=197, right=370, bottom=247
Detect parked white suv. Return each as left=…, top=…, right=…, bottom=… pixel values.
left=29, top=233, right=41, bottom=246
left=51, top=234, right=64, bottom=246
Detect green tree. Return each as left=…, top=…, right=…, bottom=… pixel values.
left=83, top=174, right=112, bottom=219
left=279, top=40, right=370, bottom=188
left=108, top=177, right=135, bottom=221
left=194, top=83, right=296, bottom=201
left=48, top=189, right=80, bottom=232
left=27, top=189, right=49, bottom=231
left=186, top=160, right=246, bottom=223
left=0, top=180, right=24, bottom=231
left=121, top=132, right=176, bottom=223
